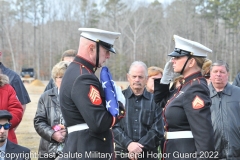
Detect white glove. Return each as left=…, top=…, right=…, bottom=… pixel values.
left=115, top=86, right=125, bottom=108
left=160, top=59, right=180, bottom=84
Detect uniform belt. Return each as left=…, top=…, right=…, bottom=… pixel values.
left=165, top=131, right=193, bottom=139
left=67, top=123, right=89, bottom=134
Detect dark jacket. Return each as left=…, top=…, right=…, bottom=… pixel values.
left=5, top=140, right=31, bottom=160
left=59, top=56, right=124, bottom=160
left=209, top=83, right=240, bottom=159
left=34, top=87, right=64, bottom=155
left=232, top=72, right=240, bottom=87
left=154, top=78, right=176, bottom=108
left=163, top=72, right=215, bottom=160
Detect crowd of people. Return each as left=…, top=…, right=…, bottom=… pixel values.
left=1, top=27, right=240, bottom=160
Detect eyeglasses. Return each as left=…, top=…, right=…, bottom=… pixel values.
left=0, top=123, right=11, bottom=130
left=204, top=73, right=210, bottom=79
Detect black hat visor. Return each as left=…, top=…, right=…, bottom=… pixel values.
left=99, top=40, right=116, bottom=53
left=168, top=48, right=191, bottom=57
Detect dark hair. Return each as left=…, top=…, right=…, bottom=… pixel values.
left=210, top=60, right=229, bottom=72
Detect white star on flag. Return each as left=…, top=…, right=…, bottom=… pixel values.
left=111, top=90, right=116, bottom=97
left=111, top=80, right=116, bottom=87
left=100, top=66, right=119, bottom=117
left=106, top=100, right=111, bottom=110
left=102, top=81, right=107, bottom=89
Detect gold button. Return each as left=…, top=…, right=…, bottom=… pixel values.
left=103, top=138, right=106, bottom=141
left=164, top=126, right=167, bottom=130
left=121, top=111, right=124, bottom=114
left=164, top=133, right=167, bottom=139
left=82, top=65, right=85, bottom=68
left=193, top=79, right=196, bottom=81
left=167, top=100, right=169, bottom=103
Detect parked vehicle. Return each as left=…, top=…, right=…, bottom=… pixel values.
left=21, top=68, right=34, bottom=78
left=21, top=68, right=35, bottom=83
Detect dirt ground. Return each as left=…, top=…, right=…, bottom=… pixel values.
left=15, top=81, right=46, bottom=160
left=15, top=80, right=129, bottom=160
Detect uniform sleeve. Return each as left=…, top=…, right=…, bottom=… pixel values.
left=183, top=81, right=215, bottom=156
left=71, top=74, right=114, bottom=133
left=7, top=85, right=23, bottom=128
left=138, top=103, right=164, bottom=150
left=33, top=93, right=55, bottom=142
left=154, top=79, right=170, bottom=106
left=11, top=76, right=31, bottom=105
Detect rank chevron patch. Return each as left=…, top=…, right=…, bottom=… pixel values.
left=192, top=95, right=204, bottom=109
left=88, top=85, right=102, bottom=105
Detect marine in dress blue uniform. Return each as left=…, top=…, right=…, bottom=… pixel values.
left=159, top=35, right=216, bottom=160
left=59, top=28, right=125, bottom=160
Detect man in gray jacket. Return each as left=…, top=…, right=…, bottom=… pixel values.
left=209, top=60, right=240, bottom=159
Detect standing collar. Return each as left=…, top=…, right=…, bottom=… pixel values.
left=182, top=71, right=202, bottom=84
left=73, top=55, right=96, bottom=73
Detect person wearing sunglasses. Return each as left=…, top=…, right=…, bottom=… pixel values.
left=202, top=59, right=212, bottom=85
left=0, top=110, right=30, bottom=159
left=0, top=73, right=23, bottom=144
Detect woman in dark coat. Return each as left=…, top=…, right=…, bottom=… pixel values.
left=34, top=61, right=70, bottom=160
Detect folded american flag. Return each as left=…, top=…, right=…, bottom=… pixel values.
left=100, top=66, right=119, bottom=117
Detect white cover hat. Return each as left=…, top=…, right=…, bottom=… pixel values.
left=78, top=28, right=121, bottom=53
left=168, top=35, right=212, bottom=57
